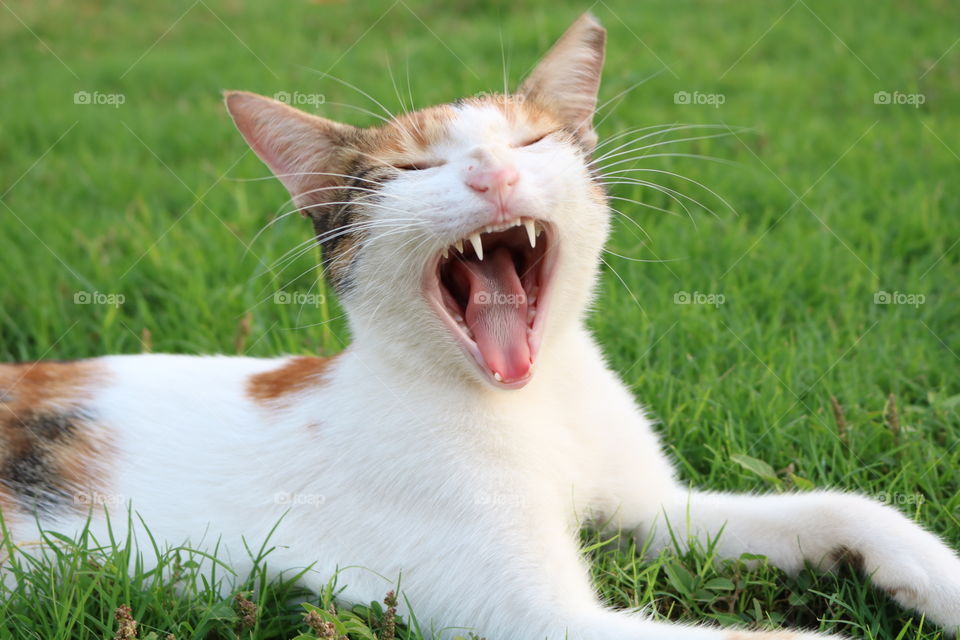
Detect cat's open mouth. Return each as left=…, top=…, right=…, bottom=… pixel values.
left=424, top=217, right=556, bottom=389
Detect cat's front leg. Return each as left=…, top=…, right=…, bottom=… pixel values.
left=645, top=491, right=960, bottom=634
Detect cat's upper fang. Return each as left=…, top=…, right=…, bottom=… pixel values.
left=524, top=219, right=537, bottom=248
left=468, top=233, right=484, bottom=260
left=444, top=218, right=541, bottom=260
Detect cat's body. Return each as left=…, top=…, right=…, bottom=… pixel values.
left=2, top=13, right=959, bottom=640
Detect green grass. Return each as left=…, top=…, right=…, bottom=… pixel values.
left=2, top=0, right=959, bottom=638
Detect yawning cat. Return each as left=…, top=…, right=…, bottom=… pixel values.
left=1, top=13, right=958, bottom=640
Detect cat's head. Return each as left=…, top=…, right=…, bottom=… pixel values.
left=226, top=14, right=608, bottom=390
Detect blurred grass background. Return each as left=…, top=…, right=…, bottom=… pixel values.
left=1, top=0, right=959, bottom=638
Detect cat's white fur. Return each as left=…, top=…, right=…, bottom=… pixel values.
left=7, top=12, right=960, bottom=640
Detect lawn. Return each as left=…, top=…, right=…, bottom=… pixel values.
left=1, top=0, right=959, bottom=638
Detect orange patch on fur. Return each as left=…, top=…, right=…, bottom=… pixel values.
left=247, top=356, right=337, bottom=404
left=0, top=360, right=98, bottom=409
left=0, top=360, right=114, bottom=516
left=362, top=104, right=457, bottom=160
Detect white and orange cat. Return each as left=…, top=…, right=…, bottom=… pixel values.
left=1, top=13, right=958, bottom=640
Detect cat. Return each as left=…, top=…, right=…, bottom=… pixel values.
left=1, top=12, right=959, bottom=640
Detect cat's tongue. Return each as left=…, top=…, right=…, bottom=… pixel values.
left=451, top=248, right=531, bottom=382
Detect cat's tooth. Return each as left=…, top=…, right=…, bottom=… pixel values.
left=493, top=372, right=503, bottom=382
left=455, top=239, right=464, bottom=253
left=469, top=233, right=484, bottom=260
left=442, top=247, right=449, bottom=260
left=524, top=219, right=537, bottom=248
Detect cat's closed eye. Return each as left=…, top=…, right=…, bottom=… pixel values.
left=516, top=131, right=553, bottom=148
left=393, top=160, right=443, bottom=171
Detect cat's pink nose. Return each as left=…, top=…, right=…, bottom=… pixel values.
left=466, top=166, right=519, bottom=206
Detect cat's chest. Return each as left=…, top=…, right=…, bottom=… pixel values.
left=300, top=376, right=603, bottom=515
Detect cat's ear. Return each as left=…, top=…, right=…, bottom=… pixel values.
left=224, top=91, right=356, bottom=212
left=518, top=13, right=605, bottom=149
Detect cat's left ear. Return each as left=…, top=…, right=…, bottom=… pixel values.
left=518, top=13, right=606, bottom=149
left=224, top=90, right=356, bottom=214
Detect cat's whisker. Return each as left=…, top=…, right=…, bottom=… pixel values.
left=612, top=180, right=722, bottom=225
left=592, top=69, right=666, bottom=130
left=352, top=236, right=435, bottom=327
left=266, top=187, right=426, bottom=224
left=233, top=171, right=383, bottom=187
left=498, top=20, right=509, bottom=96
left=282, top=228, right=424, bottom=310
left=346, top=225, right=431, bottom=273
left=386, top=59, right=410, bottom=115
left=268, top=220, right=422, bottom=273
left=249, top=183, right=415, bottom=250
left=603, top=248, right=684, bottom=263
left=607, top=205, right=653, bottom=243
left=602, top=180, right=701, bottom=226
left=405, top=57, right=417, bottom=113
left=603, top=167, right=739, bottom=217
left=606, top=195, right=683, bottom=220
left=598, top=254, right=648, bottom=320
left=592, top=128, right=749, bottom=167
left=592, top=123, right=693, bottom=152
left=321, top=101, right=393, bottom=126
left=261, top=214, right=421, bottom=268
left=591, top=124, right=745, bottom=165
left=598, top=152, right=742, bottom=169
left=282, top=216, right=429, bottom=271
left=303, top=69, right=397, bottom=122
left=246, top=209, right=305, bottom=251
left=262, top=220, right=419, bottom=281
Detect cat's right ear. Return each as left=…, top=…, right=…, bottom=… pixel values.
left=224, top=91, right=356, bottom=212
left=517, top=13, right=605, bottom=150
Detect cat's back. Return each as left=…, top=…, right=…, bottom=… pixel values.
left=0, top=352, right=334, bottom=422
left=0, top=353, right=338, bottom=537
